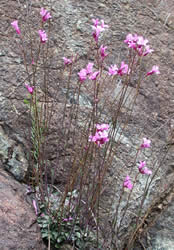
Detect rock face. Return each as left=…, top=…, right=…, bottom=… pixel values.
left=0, top=126, right=28, bottom=181
left=148, top=198, right=174, bottom=250
left=0, top=167, right=46, bottom=250
left=146, top=182, right=174, bottom=250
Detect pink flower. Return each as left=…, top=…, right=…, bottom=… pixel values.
left=124, top=33, right=138, bottom=49
left=32, top=200, right=38, bottom=215
left=38, top=30, right=47, bottom=43
left=63, top=217, right=73, bottom=222
left=89, top=126, right=109, bottom=146
left=89, top=71, right=100, bottom=80
left=123, top=176, right=133, bottom=190
left=108, top=64, right=118, bottom=76
left=137, top=36, right=149, bottom=47
left=96, top=124, right=109, bottom=132
left=101, top=20, right=109, bottom=29
left=143, top=45, right=154, bottom=56
left=117, top=61, right=130, bottom=76
left=141, top=138, right=151, bottom=148
left=11, top=20, right=21, bottom=35
left=92, top=18, right=99, bottom=27
left=92, top=19, right=108, bottom=42
left=100, top=45, right=108, bottom=60
left=124, top=34, right=154, bottom=57
left=124, top=33, right=134, bottom=44
left=25, top=83, right=34, bottom=94
left=92, top=25, right=104, bottom=42
left=86, top=62, right=94, bottom=75
left=63, top=57, right=72, bottom=65
left=40, top=8, right=52, bottom=22
left=146, top=65, right=160, bottom=76
left=78, top=68, right=87, bottom=83
left=138, top=161, right=152, bottom=175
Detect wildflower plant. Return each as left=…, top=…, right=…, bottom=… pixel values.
left=10, top=5, right=169, bottom=249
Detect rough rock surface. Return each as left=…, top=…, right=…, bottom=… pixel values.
left=0, top=125, right=28, bottom=181
left=0, top=0, right=174, bottom=249
left=148, top=199, right=174, bottom=250
left=0, top=167, right=46, bottom=250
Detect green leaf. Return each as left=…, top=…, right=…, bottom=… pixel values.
left=55, top=243, right=60, bottom=248
left=42, top=224, right=48, bottom=228
left=52, top=231, right=58, bottom=239
left=57, top=237, right=63, bottom=243
left=24, top=99, right=30, bottom=105
left=42, top=232, right=48, bottom=238
left=75, top=232, right=81, bottom=239
left=65, top=232, right=69, bottom=238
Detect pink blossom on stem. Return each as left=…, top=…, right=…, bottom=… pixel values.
left=89, top=71, right=100, bottom=80
left=124, top=33, right=154, bottom=57
left=146, top=65, right=160, bottom=76
left=63, top=57, right=72, bottom=65
left=40, top=8, right=52, bottom=22
left=92, top=18, right=99, bottom=27
left=138, top=161, right=152, bottom=175
left=63, top=217, right=73, bottom=222
left=11, top=20, right=21, bottom=35
left=25, top=83, right=34, bottom=94
left=38, top=30, right=47, bottom=43
left=78, top=68, right=87, bottom=83
left=101, top=20, right=109, bottom=29
left=96, top=123, right=109, bottom=132
left=108, top=64, right=118, bottom=76
left=137, top=36, right=148, bottom=47
left=124, top=33, right=138, bottom=49
left=86, top=62, right=94, bottom=75
left=141, top=138, right=151, bottom=148
left=89, top=130, right=109, bottom=146
left=92, top=25, right=104, bottom=42
left=117, top=61, right=130, bottom=76
left=123, top=175, right=133, bottom=190
left=92, top=19, right=108, bottom=42
left=143, top=45, right=154, bottom=56
left=32, top=200, right=38, bottom=215
left=89, top=124, right=109, bottom=146
left=100, top=45, right=108, bottom=60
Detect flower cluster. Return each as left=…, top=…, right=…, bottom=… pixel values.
left=123, top=137, right=152, bottom=189
left=123, top=176, right=133, bottom=190
left=78, top=63, right=100, bottom=83
left=138, top=161, right=152, bottom=175
left=89, top=123, right=109, bottom=146
left=124, top=33, right=154, bottom=57
left=108, top=61, right=129, bottom=76
left=11, top=8, right=51, bottom=42
left=92, top=18, right=109, bottom=42
left=139, top=138, right=152, bottom=175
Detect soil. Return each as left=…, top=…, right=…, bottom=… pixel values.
left=1, top=0, right=174, bottom=249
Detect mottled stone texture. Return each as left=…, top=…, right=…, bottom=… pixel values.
left=0, top=167, right=46, bottom=250
left=148, top=198, right=174, bottom=250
